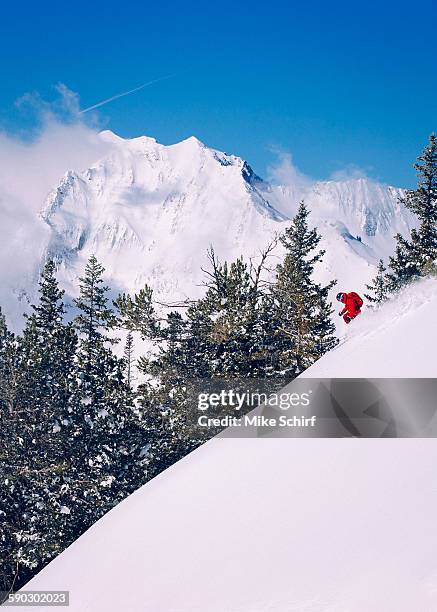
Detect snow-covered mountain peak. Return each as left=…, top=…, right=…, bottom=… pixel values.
left=97, top=130, right=258, bottom=183
left=174, top=134, right=205, bottom=147
left=99, top=129, right=124, bottom=143
left=99, top=129, right=158, bottom=147
left=37, top=131, right=288, bottom=305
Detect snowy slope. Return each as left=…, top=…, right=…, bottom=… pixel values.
left=1, top=130, right=414, bottom=327
left=22, top=440, right=437, bottom=611
left=305, top=276, right=437, bottom=378
left=20, top=279, right=437, bottom=611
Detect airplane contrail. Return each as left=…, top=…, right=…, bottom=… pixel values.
left=79, top=74, right=176, bottom=114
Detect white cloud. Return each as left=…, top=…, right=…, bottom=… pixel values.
left=0, top=85, right=112, bottom=328
left=267, top=145, right=313, bottom=192
left=329, top=163, right=372, bottom=182
left=265, top=146, right=314, bottom=218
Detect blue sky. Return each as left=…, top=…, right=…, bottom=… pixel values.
left=0, top=0, right=436, bottom=187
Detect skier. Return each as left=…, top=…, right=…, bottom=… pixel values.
left=336, top=291, right=363, bottom=324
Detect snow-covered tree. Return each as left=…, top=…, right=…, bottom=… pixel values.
left=387, top=134, right=437, bottom=290
left=194, top=251, right=267, bottom=377
left=73, top=255, right=146, bottom=509
left=114, top=285, right=157, bottom=338
left=402, top=134, right=437, bottom=266
left=115, top=285, right=192, bottom=476
left=270, top=201, right=338, bottom=375
left=137, top=309, right=200, bottom=477
left=312, top=284, right=338, bottom=359
left=386, top=233, right=420, bottom=292
left=74, top=255, right=117, bottom=372
left=1, top=261, right=80, bottom=591
left=365, top=259, right=389, bottom=304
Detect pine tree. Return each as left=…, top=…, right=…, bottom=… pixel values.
left=385, top=233, right=419, bottom=292
left=312, top=285, right=338, bottom=359
left=271, top=201, right=338, bottom=376
left=2, top=261, right=80, bottom=590
left=387, top=134, right=437, bottom=290
left=0, top=258, right=153, bottom=597
left=114, top=286, right=157, bottom=338
left=401, top=134, right=437, bottom=267
left=114, top=284, right=191, bottom=477
left=128, top=250, right=276, bottom=479
left=137, top=308, right=201, bottom=477
left=365, top=259, right=389, bottom=304
left=186, top=246, right=281, bottom=379
left=74, top=255, right=117, bottom=375
left=73, top=255, right=146, bottom=516
left=196, top=253, right=264, bottom=377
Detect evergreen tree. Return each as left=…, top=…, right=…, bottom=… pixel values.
left=195, top=253, right=265, bottom=377
left=0, top=259, right=151, bottom=596
left=387, top=134, right=437, bottom=289
left=385, top=233, right=420, bottom=292
left=365, top=259, right=389, bottom=304
left=401, top=134, right=437, bottom=266
left=185, top=246, right=282, bottom=379
left=73, top=255, right=146, bottom=516
left=139, top=310, right=197, bottom=476
left=271, top=201, right=338, bottom=376
left=2, top=261, right=80, bottom=591
left=312, top=285, right=338, bottom=359
left=114, top=285, right=191, bottom=476
left=114, top=286, right=157, bottom=338
left=74, top=255, right=117, bottom=375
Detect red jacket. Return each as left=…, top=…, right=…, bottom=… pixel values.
left=340, top=292, right=363, bottom=317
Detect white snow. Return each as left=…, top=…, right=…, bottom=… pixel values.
left=21, top=438, right=437, bottom=611
left=20, top=278, right=437, bottom=611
